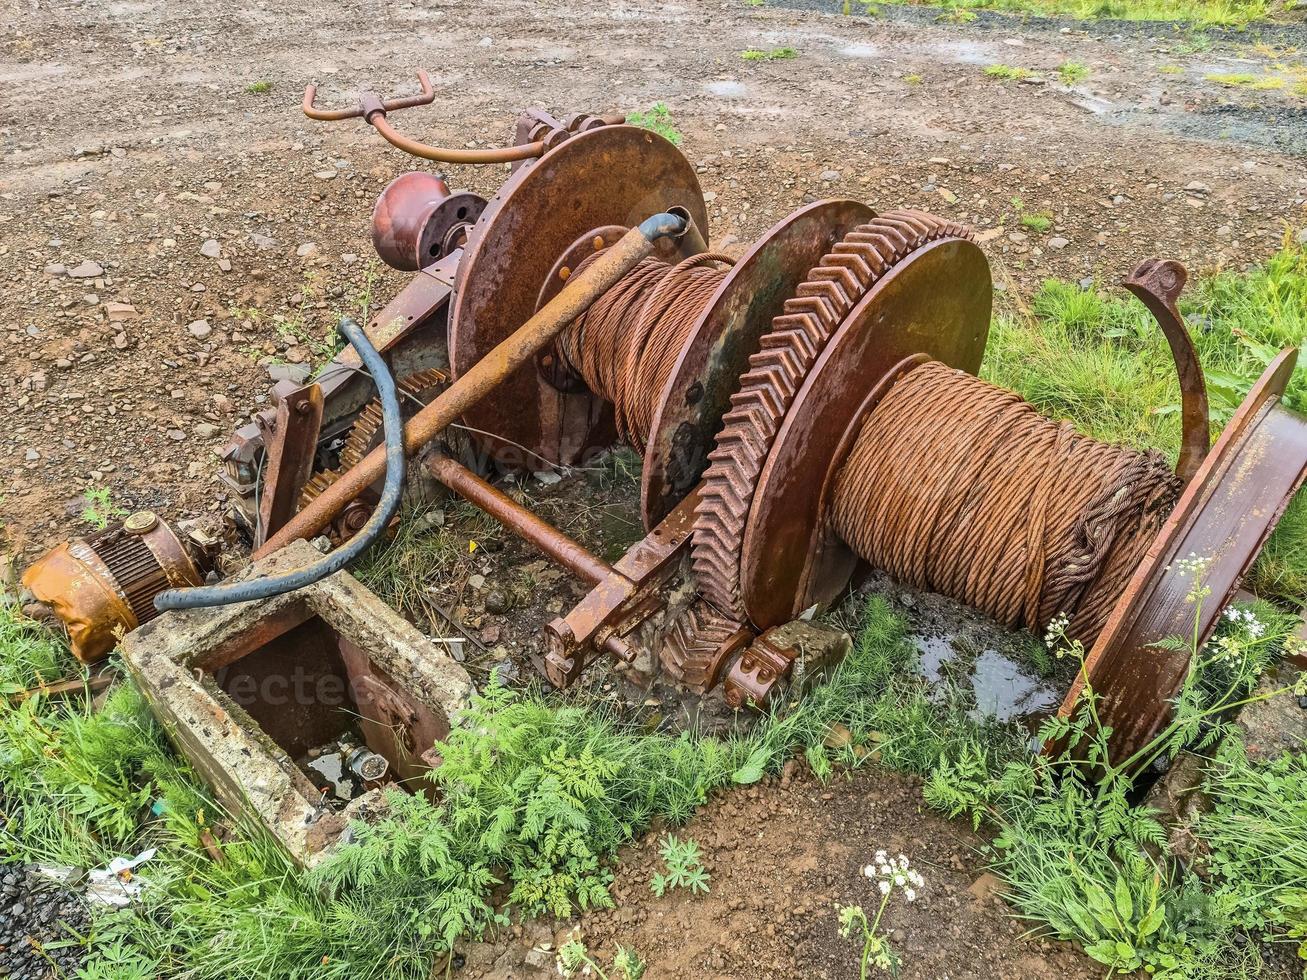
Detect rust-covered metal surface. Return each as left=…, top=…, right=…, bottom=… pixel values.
left=1061, top=348, right=1307, bottom=762
left=1122, top=257, right=1210, bottom=485
left=371, top=171, right=486, bottom=272
left=739, top=236, right=990, bottom=628
left=427, top=453, right=613, bottom=585
left=545, top=487, right=701, bottom=687
left=255, top=220, right=671, bottom=557
left=450, top=125, right=707, bottom=471
left=22, top=512, right=203, bottom=663
left=255, top=382, right=323, bottom=547
left=640, top=199, right=874, bottom=528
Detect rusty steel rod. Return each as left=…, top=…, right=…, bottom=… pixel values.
left=369, top=114, right=545, bottom=164
left=427, top=455, right=612, bottom=585
left=254, top=213, right=689, bottom=558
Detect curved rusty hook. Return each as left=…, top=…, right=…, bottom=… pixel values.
left=1122, top=258, right=1209, bottom=485
left=302, top=69, right=545, bottom=164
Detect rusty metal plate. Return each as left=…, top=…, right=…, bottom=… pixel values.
left=450, top=126, right=707, bottom=471
left=641, top=199, right=875, bottom=529
left=1060, top=349, right=1307, bottom=763
left=738, top=238, right=993, bottom=630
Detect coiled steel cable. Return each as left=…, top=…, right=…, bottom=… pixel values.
left=557, top=250, right=734, bottom=453
left=830, top=362, right=1181, bottom=644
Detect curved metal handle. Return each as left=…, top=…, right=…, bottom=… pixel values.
left=1122, top=258, right=1209, bottom=485
left=302, top=69, right=435, bottom=121
left=302, top=68, right=545, bottom=164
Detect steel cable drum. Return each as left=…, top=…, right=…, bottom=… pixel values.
left=449, top=125, right=708, bottom=474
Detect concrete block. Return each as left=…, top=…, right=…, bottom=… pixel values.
left=120, top=540, right=473, bottom=867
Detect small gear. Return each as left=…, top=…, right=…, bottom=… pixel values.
left=690, top=210, right=974, bottom=623
left=297, top=367, right=449, bottom=510
left=658, top=598, right=752, bottom=692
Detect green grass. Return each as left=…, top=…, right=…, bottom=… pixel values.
left=984, top=63, right=1034, bottom=80
left=0, top=588, right=999, bottom=978
left=1059, top=61, right=1091, bottom=84
left=741, top=46, right=799, bottom=60
left=878, top=0, right=1274, bottom=27
left=1206, top=72, right=1286, bottom=89
left=1020, top=211, right=1054, bottom=232
left=625, top=103, right=682, bottom=146
left=246, top=81, right=272, bottom=94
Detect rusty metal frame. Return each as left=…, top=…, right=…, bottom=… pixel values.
left=255, top=383, right=323, bottom=547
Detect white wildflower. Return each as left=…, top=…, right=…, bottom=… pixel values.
left=878, top=879, right=891, bottom=896
left=905, top=887, right=916, bottom=902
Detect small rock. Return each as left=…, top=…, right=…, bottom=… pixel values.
left=267, top=362, right=311, bottom=384
left=1184, top=180, right=1211, bottom=196
left=68, top=260, right=103, bottom=278
left=1047, top=236, right=1070, bottom=250
left=296, top=242, right=318, bottom=258
left=467, top=573, right=486, bottom=590
left=936, top=187, right=958, bottom=205
left=819, top=169, right=840, bottom=181
left=485, top=590, right=511, bottom=615
left=105, top=302, right=139, bottom=321
left=167, top=429, right=186, bottom=442
left=186, top=319, right=212, bottom=338
left=314, top=170, right=336, bottom=181
left=193, top=422, right=221, bottom=438
left=218, top=258, right=232, bottom=272
left=199, top=239, right=221, bottom=259
left=45, top=262, right=67, bottom=276
left=1007, top=231, right=1028, bottom=244
left=250, top=232, right=276, bottom=249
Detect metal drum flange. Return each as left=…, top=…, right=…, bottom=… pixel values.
left=738, top=236, right=992, bottom=629
left=450, top=125, right=708, bottom=472
left=1061, top=348, right=1307, bottom=762
left=641, top=199, right=875, bottom=528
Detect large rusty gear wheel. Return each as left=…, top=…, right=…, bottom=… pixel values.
left=690, top=210, right=975, bottom=624
left=298, top=367, right=448, bottom=509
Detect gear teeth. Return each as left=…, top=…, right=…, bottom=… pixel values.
left=659, top=600, right=751, bottom=692
left=690, top=209, right=975, bottom=620
left=294, top=367, right=449, bottom=513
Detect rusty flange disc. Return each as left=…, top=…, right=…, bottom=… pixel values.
left=739, top=237, right=993, bottom=629
left=641, top=199, right=875, bottom=529
left=450, top=126, right=708, bottom=471
left=1060, top=348, right=1307, bottom=763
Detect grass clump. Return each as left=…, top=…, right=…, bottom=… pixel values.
left=1020, top=211, right=1054, bottom=232
left=1206, top=72, right=1286, bottom=89
left=984, top=63, right=1034, bottom=80
left=1058, top=61, right=1091, bottom=84
left=741, top=46, right=799, bottom=60
left=246, top=80, right=272, bottom=94
left=625, top=102, right=681, bottom=146
left=878, top=0, right=1273, bottom=27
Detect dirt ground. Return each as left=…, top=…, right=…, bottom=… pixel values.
left=3, top=1, right=1307, bottom=976
left=458, top=765, right=1101, bottom=979
left=3, top=0, right=1306, bottom=559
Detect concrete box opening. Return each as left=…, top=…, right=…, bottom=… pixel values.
left=121, top=540, right=473, bottom=866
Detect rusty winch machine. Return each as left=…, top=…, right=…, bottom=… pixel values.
left=192, top=71, right=1307, bottom=764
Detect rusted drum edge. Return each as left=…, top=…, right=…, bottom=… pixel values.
left=641, top=199, right=875, bottom=529
left=1061, top=349, right=1307, bottom=763
left=739, top=238, right=993, bottom=630
left=450, top=126, right=707, bottom=471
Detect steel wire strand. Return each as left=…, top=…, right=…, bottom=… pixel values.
left=558, top=250, right=734, bottom=452
left=830, top=362, right=1181, bottom=643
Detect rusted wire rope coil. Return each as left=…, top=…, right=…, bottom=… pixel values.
left=829, top=362, right=1181, bottom=644
left=558, top=250, right=735, bottom=453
